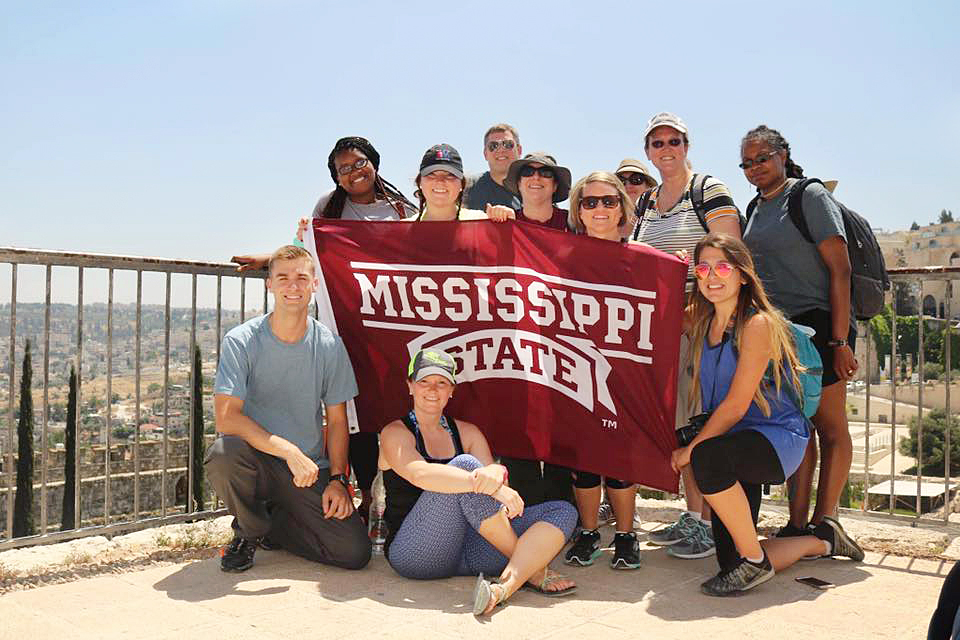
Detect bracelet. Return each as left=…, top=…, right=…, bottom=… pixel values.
left=328, top=473, right=349, bottom=488
left=827, top=339, right=847, bottom=347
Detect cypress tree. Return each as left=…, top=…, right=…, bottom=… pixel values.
left=61, top=364, right=78, bottom=531
left=191, top=344, right=205, bottom=511
left=13, top=340, right=35, bottom=537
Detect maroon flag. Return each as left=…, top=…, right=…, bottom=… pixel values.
left=311, top=220, right=687, bottom=491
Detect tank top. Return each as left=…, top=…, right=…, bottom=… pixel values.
left=382, top=411, right=465, bottom=558
left=699, top=332, right=810, bottom=477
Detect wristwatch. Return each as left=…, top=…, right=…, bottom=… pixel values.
left=328, top=473, right=349, bottom=488
left=827, top=339, right=847, bottom=347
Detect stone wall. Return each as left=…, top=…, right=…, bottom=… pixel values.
left=0, top=435, right=218, bottom=533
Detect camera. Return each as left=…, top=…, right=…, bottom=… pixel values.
left=676, top=412, right=711, bottom=447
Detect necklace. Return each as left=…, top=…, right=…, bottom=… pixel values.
left=760, top=179, right=788, bottom=200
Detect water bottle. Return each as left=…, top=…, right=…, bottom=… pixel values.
left=368, top=470, right=387, bottom=554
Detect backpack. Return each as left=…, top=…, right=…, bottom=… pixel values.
left=778, top=322, right=823, bottom=419
left=745, top=178, right=890, bottom=320
left=733, top=316, right=821, bottom=419
left=632, top=173, right=746, bottom=241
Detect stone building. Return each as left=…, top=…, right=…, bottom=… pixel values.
left=876, top=220, right=960, bottom=318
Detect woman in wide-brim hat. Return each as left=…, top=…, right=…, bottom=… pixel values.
left=615, top=158, right=658, bottom=206
left=486, top=153, right=572, bottom=231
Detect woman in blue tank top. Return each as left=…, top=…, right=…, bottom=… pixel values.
left=671, top=233, right=864, bottom=597
left=378, top=348, right=578, bottom=616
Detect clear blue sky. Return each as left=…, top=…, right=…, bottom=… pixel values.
left=2, top=0, right=958, bottom=306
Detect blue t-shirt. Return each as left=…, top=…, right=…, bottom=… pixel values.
left=214, top=314, right=359, bottom=467
left=700, top=334, right=810, bottom=477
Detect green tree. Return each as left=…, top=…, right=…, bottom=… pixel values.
left=869, top=306, right=892, bottom=363
left=13, top=340, right=35, bottom=537
left=940, top=209, right=954, bottom=224
left=900, top=408, right=960, bottom=476
left=190, top=343, right=205, bottom=511
left=910, top=221, right=920, bottom=231
left=61, top=365, right=79, bottom=531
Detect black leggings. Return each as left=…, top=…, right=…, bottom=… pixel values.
left=928, top=560, right=960, bottom=640
left=691, top=429, right=785, bottom=571
left=501, top=456, right=575, bottom=506
left=572, top=471, right=633, bottom=490
left=349, top=431, right=379, bottom=492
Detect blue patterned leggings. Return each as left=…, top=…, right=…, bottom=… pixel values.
left=386, top=454, right=578, bottom=579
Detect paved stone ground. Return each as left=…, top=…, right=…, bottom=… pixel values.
left=0, top=518, right=949, bottom=640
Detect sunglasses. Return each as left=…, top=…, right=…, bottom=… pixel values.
left=336, top=157, right=369, bottom=176
left=486, top=139, right=516, bottom=152
left=739, top=152, right=778, bottom=170
left=519, top=166, right=555, bottom=179
left=649, top=138, right=684, bottom=149
left=694, top=261, right=735, bottom=280
left=617, top=173, right=651, bottom=186
left=580, top=195, right=621, bottom=209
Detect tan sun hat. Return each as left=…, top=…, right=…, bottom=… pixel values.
left=504, top=152, right=572, bottom=202
left=615, top=158, right=658, bottom=188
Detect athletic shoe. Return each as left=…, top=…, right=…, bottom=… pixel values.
left=666, top=523, right=716, bottom=559
left=610, top=532, right=642, bottom=569
left=220, top=536, right=257, bottom=572
left=648, top=512, right=698, bottom=546
left=813, top=516, right=865, bottom=562
left=564, top=529, right=602, bottom=566
left=700, top=554, right=775, bottom=597
left=774, top=522, right=811, bottom=538
left=597, top=501, right=614, bottom=525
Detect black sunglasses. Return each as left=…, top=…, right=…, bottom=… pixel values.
left=618, top=173, right=651, bottom=186
left=519, top=166, right=555, bottom=179
left=486, top=140, right=516, bottom=152
left=650, top=138, right=684, bottom=149
left=580, top=195, right=621, bottom=209
left=739, top=152, right=779, bottom=170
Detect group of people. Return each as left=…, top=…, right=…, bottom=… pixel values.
left=214, top=113, right=865, bottom=615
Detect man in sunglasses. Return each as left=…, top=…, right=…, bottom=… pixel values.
left=463, top=123, right=523, bottom=211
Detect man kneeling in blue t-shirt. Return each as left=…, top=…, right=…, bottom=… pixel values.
left=206, top=245, right=371, bottom=572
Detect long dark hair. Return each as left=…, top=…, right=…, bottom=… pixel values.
left=320, top=136, right=414, bottom=219
left=741, top=125, right=805, bottom=179
left=687, top=232, right=803, bottom=416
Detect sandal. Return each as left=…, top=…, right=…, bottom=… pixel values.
left=472, top=574, right=508, bottom=616
left=521, top=569, right=577, bottom=598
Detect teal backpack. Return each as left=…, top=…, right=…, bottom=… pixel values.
left=775, top=323, right=823, bottom=419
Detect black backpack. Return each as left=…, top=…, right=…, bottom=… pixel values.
left=631, top=173, right=746, bottom=241
left=745, top=178, right=889, bottom=321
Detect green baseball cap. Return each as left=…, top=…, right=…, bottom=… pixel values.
left=408, top=348, right=457, bottom=384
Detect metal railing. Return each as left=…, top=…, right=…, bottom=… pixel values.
left=851, top=266, right=959, bottom=524
left=0, top=247, right=269, bottom=550
left=2, top=248, right=959, bottom=549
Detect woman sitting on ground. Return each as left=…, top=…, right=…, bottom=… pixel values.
left=672, top=232, right=863, bottom=597
left=379, top=348, right=578, bottom=616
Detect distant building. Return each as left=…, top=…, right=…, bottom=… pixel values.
left=876, top=221, right=960, bottom=318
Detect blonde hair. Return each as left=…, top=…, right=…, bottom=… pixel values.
left=567, top=171, right=635, bottom=235
left=268, top=245, right=314, bottom=275
left=687, top=232, right=803, bottom=416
